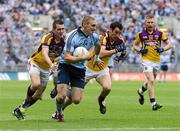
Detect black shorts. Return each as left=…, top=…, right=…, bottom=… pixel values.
left=57, top=63, right=86, bottom=89
left=161, top=65, right=168, bottom=71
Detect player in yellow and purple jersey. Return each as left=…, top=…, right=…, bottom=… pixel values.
left=85, top=22, right=126, bottom=114
left=133, top=15, right=172, bottom=111
left=13, top=19, right=65, bottom=120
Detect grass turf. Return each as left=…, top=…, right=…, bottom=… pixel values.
left=0, top=80, right=180, bottom=131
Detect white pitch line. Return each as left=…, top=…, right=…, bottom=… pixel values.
left=1, top=127, right=180, bottom=131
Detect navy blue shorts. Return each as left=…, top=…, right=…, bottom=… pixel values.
left=161, top=65, right=168, bottom=71
left=57, top=64, right=86, bottom=89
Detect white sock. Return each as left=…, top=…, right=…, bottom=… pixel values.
left=139, top=88, right=143, bottom=94
left=151, top=102, right=157, bottom=106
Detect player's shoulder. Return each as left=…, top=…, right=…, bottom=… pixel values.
left=43, top=32, right=53, bottom=38
left=41, top=32, right=53, bottom=43
left=99, top=32, right=107, bottom=41
left=154, top=28, right=165, bottom=35
left=92, top=32, right=99, bottom=38
left=90, top=32, right=100, bottom=42
left=67, top=29, right=78, bottom=37
left=136, top=29, right=148, bottom=39
left=137, top=29, right=146, bottom=35
left=155, top=28, right=163, bottom=32
left=65, top=29, right=78, bottom=41
left=134, top=31, right=141, bottom=39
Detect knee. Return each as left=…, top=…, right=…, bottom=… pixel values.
left=72, top=98, right=81, bottom=104
left=31, top=83, right=41, bottom=89
left=148, top=80, right=154, bottom=85
left=103, top=85, right=111, bottom=92
left=56, top=93, right=66, bottom=102
left=56, top=84, right=68, bottom=101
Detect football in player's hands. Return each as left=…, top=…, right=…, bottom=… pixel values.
left=73, top=47, right=89, bottom=56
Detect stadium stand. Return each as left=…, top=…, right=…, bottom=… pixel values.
left=0, top=0, right=180, bottom=72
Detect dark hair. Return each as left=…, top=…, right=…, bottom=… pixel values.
left=53, top=20, right=64, bottom=29
left=110, top=21, right=123, bottom=31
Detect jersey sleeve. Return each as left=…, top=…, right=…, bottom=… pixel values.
left=64, top=31, right=76, bottom=53
left=93, top=33, right=100, bottom=46
left=41, top=33, right=52, bottom=47
left=135, top=32, right=141, bottom=45
left=161, top=31, right=168, bottom=41
left=102, top=35, right=107, bottom=46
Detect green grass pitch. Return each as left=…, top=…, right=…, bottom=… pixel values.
left=0, top=80, right=180, bottom=131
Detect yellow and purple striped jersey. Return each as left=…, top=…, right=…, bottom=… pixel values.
left=29, top=32, right=65, bottom=69
left=135, top=29, right=168, bottom=62
left=87, top=32, right=124, bottom=72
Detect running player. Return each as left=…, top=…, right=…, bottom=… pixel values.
left=133, top=15, right=172, bottom=110
left=13, top=19, right=65, bottom=120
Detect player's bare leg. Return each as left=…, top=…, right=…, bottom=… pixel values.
left=53, top=87, right=83, bottom=120
left=145, top=72, right=162, bottom=110
left=52, top=88, right=72, bottom=119
left=163, top=71, right=167, bottom=82
left=21, top=74, right=44, bottom=108
left=13, top=73, right=42, bottom=120
left=52, top=86, right=83, bottom=121
left=50, top=86, right=57, bottom=98
left=96, top=75, right=112, bottom=114
left=137, top=82, right=147, bottom=105
left=71, top=87, right=83, bottom=104
left=50, top=73, right=58, bottom=98
left=159, top=71, right=163, bottom=82
left=55, top=84, right=68, bottom=122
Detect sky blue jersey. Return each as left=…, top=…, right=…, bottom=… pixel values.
left=60, top=27, right=100, bottom=69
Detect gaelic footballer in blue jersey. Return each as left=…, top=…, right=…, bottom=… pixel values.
left=53, top=15, right=103, bottom=122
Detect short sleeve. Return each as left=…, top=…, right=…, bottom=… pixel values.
left=64, top=32, right=76, bottom=53
left=135, top=32, right=141, bottom=45
left=102, top=36, right=107, bottom=46
left=161, top=31, right=168, bottom=41
left=41, top=33, right=52, bottom=46
left=93, top=33, right=100, bottom=46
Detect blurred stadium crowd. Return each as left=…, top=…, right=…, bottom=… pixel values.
left=0, top=0, right=180, bottom=72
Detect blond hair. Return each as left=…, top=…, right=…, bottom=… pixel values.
left=81, top=15, right=95, bottom=26
left=145, top=15, right=155, bottom=20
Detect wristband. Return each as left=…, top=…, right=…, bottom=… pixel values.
left=50, top=63, right=54, bottom=68
left=94, top=55, right=100, bottom=61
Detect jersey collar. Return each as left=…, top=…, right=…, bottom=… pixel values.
left=77, top=27, right=89, bottom=37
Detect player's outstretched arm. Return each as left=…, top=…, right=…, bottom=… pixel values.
left=100, top=46, right=116, bottom=58
left=93, top=44, right=104, bottom=70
